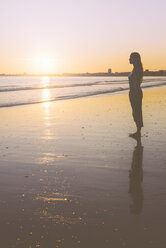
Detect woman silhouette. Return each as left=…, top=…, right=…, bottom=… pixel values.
left=128, top=52, right=143, bottom=137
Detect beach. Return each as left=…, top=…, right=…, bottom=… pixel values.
left=0, top=86, right=166, bottom=248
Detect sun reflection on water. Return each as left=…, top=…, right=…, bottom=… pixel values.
left=42, top=89, right=51, bottom=104
left=41, top=76, right=50, bottom=87
left=41, top=77, right=51, bottom=106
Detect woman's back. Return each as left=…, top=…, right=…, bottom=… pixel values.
left=129, top=68, right=143, bottom=93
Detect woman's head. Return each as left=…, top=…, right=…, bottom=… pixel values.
left=129, top=52, right=142, bottom=66
left=129, top=52, right=143, bottom=77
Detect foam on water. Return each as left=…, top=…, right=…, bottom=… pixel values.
left=0, top=76, right=166, bottom=108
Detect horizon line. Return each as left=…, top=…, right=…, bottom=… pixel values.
left=0, top=69, right=166, bottom=77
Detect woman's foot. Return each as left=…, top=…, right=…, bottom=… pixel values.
left=129, top=131, right=141, bottom=139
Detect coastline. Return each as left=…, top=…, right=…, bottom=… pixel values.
left=0, top=86, right=166, bottom=248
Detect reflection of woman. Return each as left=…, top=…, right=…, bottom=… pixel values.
left=129, top=136, right=143, bottom=215
left=128, top=52, right=143, bottom=137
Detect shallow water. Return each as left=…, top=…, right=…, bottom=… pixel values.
left=0, top=76, right=166, bottom=107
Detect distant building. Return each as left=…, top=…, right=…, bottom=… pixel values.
left=108, top=68, right=112, bottom=74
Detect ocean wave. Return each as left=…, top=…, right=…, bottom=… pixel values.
left=0, top=80, right=127, bottom=93
left=0, top=81, right=166, bottom=108
left=0, top=78, right=165, bottom=93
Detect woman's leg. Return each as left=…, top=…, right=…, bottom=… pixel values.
left=136, top=125, right=141, bottom=134
left=129, top=92, right=143, bottom=136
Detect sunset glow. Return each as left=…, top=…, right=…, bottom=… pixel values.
left=35, top=57, right=53, bottom=72
left=0, top=0, right=166, bottom=74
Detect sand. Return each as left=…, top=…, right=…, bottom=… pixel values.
left=0, top=87, right=166, bottom=248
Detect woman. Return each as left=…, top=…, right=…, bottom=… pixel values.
left=128, top=52, right=143, bottom=137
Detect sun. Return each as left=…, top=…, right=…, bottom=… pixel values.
left=38, top=58, right=51, bottom=69
left=34, top=57, right=55, bottom=74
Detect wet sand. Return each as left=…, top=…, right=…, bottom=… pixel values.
left=0, top=87, right=166, bottom=248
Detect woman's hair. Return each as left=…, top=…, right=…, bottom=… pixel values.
left=130, top=52, right=143, bottom=79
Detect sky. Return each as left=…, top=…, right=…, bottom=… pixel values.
left=0, top=0, right=166, bottom=74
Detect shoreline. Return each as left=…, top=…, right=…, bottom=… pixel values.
left=0, top=83, right=166, bottom=110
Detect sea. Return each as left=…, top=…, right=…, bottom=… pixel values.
left=0, top=76, right=166, bottom=108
